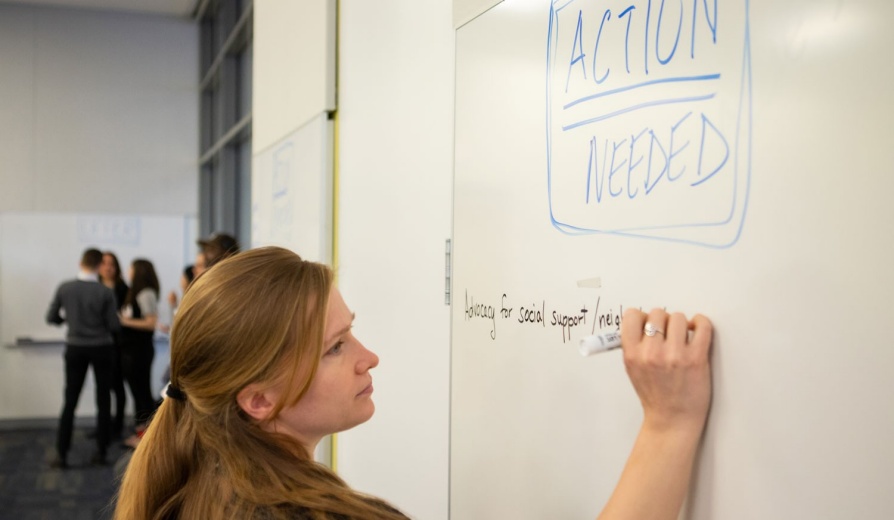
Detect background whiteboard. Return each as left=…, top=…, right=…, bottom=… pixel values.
left=0, top=212, right=197, bottom=419
left=251, top=112, right=333, bottom=264
left=450, top=0, right=894, bottom=519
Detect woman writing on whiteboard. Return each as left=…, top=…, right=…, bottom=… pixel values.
left=114, top=247, right=712, bottom=520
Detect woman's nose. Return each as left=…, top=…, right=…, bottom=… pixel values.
left=356, top=341, right=379, bottom=372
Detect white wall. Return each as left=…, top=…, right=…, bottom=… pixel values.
left=0, top=4, right=199, bottom=419
left=252, top=1, right=456, bottom=516
left=336, top=2, right=454, bottom=519
left=251, top=0, right=338, bottom=464
left=0, top=4, right=198, bottom=214
left=253, top=0, right=336, bottom=154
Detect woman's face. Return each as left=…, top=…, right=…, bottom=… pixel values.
left=99, top=254, right=117, bottom=281
left=193, top=253, right=207, bottom=277
left=270, top=288, right=380, bottom=449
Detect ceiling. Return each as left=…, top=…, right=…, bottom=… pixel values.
left=0, top=0, right=198, bottom=18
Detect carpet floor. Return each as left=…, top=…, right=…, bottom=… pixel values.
left=0, top=425, right=131, bottom=520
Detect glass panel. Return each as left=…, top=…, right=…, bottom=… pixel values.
left=200, top=86, right=214, bottom=153
left=238, top=41, right=252, bottom=119
left=198, top=0, right=253, bottom=242
left=200, top=17, right=214, bottom=75
left=237, top=137, right=252, bottom=245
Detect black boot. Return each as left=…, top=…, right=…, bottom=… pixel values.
left=50, top=453, right=68, bottom=469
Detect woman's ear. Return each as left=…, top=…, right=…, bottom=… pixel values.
left=236, top=383, right=277, bottom=421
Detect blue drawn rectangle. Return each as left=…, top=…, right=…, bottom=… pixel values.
left=546, top=0, right=751, bottom=248
left=272, top=142, right=294, bottom=200
left=271, top=140, right=294, bottom=239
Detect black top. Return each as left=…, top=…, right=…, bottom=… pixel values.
left=120, top=290, right=155, bottom=347
left=111, top=280, right=129, bottom=311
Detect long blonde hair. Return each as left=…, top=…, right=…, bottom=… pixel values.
left=114, top=247, right=405, bottom=520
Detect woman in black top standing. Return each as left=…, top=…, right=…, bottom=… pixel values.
left=99, top=251, right=129, bottom=438
left=119, top=259, right=160, bottom=445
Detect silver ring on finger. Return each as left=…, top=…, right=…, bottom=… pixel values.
left=643, top=322, right=665, bottom=337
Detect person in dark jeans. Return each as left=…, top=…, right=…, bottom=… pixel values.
left=99, top=251, right=130, bottom=438
left=46, top=248, right=120, bottom=468
left=119, top=258, right=161, bottom=448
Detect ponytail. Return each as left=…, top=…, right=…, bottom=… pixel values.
left=115, top=397, right=200, bottom=520
left=116, top=394, right=405, bottom=520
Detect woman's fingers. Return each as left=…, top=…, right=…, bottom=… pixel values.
left=666, top=312, right=688, bottom=347
left=618, top=306, right=714, bottom=431
left=688, top=314, right=713, bottom=348
left=643, top=308, right=668, bottom=346
left=621, top=307, right=645, bottom=345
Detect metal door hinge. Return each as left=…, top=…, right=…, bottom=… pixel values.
left=445, top=238, right=452, bottom=305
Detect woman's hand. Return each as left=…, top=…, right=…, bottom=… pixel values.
left=621, top=307, right=713, bottom=434
left=119, top=314, right=159, bottom=332
left=597, top=308, right=714, bottom=520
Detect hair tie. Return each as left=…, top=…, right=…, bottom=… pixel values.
left=164, top=382, right=187, bottom=401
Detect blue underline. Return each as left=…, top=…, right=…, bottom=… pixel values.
left=563, top=74, right=721, bottom=110
left=562, top=94, right=716, bottom=131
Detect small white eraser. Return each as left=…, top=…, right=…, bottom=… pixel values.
left=576, top=277, right=602, bottom=289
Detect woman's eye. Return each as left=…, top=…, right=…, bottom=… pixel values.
left=327, top=341, right=344, bottom=356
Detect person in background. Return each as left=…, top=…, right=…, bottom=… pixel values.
left=115, top=247, right=713, bottom=520
left=165, top=251, right=206, bottom=318
left=193, top=251, right=207, bottom=278
left=197, top=231, right=240, bottom=268
left=99, top=251, right=129, bottom=439
left=162, top=265, right=192, bottom=333
left=46, top=248, right=120, bottom=468
left=174, top=264, right=195, bottom=302
left=119, top=259, right=160, bottom=449
left=159, top=251, right=208, bottom=396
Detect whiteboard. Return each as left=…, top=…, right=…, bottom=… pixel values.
left=451, top=1, right=894, bottom=519
left=251, top=112, right=333, bottom=264
left=0, top=212, right=197, bottom=419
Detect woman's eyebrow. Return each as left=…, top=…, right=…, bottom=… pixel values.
left=326, top=313, right=356, bottom=344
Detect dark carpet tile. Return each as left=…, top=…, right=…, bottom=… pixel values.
left=0, top=426, right=130, bottom=520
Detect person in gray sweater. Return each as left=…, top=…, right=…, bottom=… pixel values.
left=46, top=248, right=120, bottom=468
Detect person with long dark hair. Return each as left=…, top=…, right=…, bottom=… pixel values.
left=99, top=251, right=129, bottom=438
left=119, top=258, right=160, bottom=446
